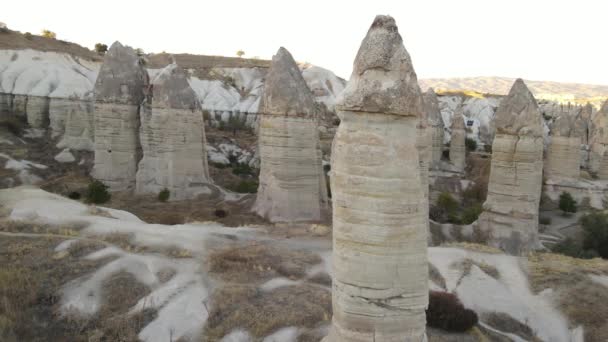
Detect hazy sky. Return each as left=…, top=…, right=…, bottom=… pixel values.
left=4, top=0, right=607, bottom=84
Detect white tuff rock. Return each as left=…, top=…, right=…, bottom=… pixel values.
left=589, top=100, right=608, bottom=179
left=92, top=42, right=149, bottom=191
left=479, top=79, right=544, bottom=255
left=252, top=47, right=328, bottom=222
left=135, top=63, right=211, bottom=200
left=424, top=88, right=444, bottom=166
left=325, top=15, right=427, bottom=342
left=546, top=110, right=581, bottom=179
left=449, top=104, right=466, bottom=172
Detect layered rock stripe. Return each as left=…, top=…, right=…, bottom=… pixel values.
left=325, top=15, right=428, bottom=342
left=479, top=79, right=544, bottom=256
left=253, top=47, right=328, bottom=222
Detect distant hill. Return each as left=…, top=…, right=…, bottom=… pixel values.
left=420, top=76, right=608, bottom=106
left=0, top=29, right=101, bottom=62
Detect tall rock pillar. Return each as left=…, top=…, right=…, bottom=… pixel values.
left=423, top=88, right=444, bottom=167
left=326, top=15, right=427, bottom=341
left=252, top=47, right=328, bottom=222
left=92, top=42, right=148, bottom=191
left=546, top=111, right=580, bottom=179
left=449, top=104, right=466, bottom=172
left=135, top=63, right=211, bottom=199
left=589, top=100, right=608, bottom=178
left=479, top=79, right=544, bottom=255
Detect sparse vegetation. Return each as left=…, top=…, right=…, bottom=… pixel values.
left=465, top=137, right=477, bottom=152
left=23, top=32, right=32, bottom=40
left=483, top=144, right=492, bottom=153
left=67, top=191, right=81, bottom=200
left=219, top=115, right=251, bottom=136
left=426, top=291, right=478, bottom=332
left=41, top=29, right=56, bottom=39
left=214, top=209, right=227, bottom=218
left=230, top=180, right=258, bottom=193
left=0, top=116, right=26, bottom=136
left=461, top=203, right=483, bottom=225
left=85, top=180, right=111, bottom=204
left=158, top=188, right=170, bottom=202
left=539, top=216, right=552, bottom=225
left=94, top=43, right=108, bottom=55
left=558, top=191, right=577, bottom=215
left=236, top=50, right=245, bottom=58
left=580, top=212, right=608, bottom=259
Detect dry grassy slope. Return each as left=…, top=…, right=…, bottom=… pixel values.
left=147, top=53, right=271, bottom=79
left=0, top=29, right=101, bottom=62
left=420, top=76, right=608, bottom=105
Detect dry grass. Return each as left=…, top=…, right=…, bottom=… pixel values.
left=442, top=242, right=503, bottom=254
left=203, top=283, right=330, bottom=340
left=0, top=29, right=101, bottom=61
left=0, top=219, right=87, bottom=236
left=527, top=252, right=608, bottom=293
left=208, top=243, right=321, bottom=283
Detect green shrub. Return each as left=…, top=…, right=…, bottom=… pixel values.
left=94, top=43, right=108, bottom=55
left=67, top=191, right=81, bottom=200
left=426, top=291, right=478, bottom=332
left=559, top=191, right=577, bottom=215
left=483, top=144, right=492, bottom=153
left=580, top=212, right=608, bottom=259
left=539, top=216, right=552, bottom=225
left=158, top=188, right=170, bottom=202
left=437, top=192, right=458, bottom=214
left=552, top=238, right=598, bottom=259
left=232, top=180, right=258, bottom=194
left=23, top=32, right=33, bottom=40
left=85, top=180, right=111, bottom=204
left=232, top=162, right=253, bottom=176
left=41, top=29, right=56, bottom=39
left=465, top=138, right=477, bottom=152
left=461, top=204, right=483, bottom=225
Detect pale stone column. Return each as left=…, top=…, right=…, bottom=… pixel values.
left=423, top=88, right=444, bottom=166
left=93, top=41, right=148, bottom=191
left=253, top=47, right=328, bottom=222
left=479, top=79, right=544, bottom=255
left=135, top=63, right=211, bottom=200
left=546, top=111, right=581, bottom=179
left=325, top=15, right=428, bottom=342
left=25, top=95, right=50, bottom=128
left=449, top=104, right=466, bottom=172
left=590, top=100, right=608, bottom=178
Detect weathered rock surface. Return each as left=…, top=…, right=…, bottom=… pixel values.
left=54, top=98, right=95, bottom=151
left=25, top=96, right=50, bottom=128
left=326, top=15, right=427, bottom=342
left=449, top=104, right=466, bottom=172
left=135, top=63, right=211, bottom=200
left=252, top=47, right=328, bottom=222
left=546, top=111, right=580, bottom=179
left=479, top=79, right=544, bottom=256
left=92, top=42, right=148, bottom=191
left=589, top=100, right=608, bottom=178
left=417, top=95, right=432, bottom=246
left=424, top=88, right=444, bottom=166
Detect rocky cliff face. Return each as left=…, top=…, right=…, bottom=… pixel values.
left=423, top=88, right=444, bottom=166
left=589, top=100, right=608, bottom=178
left=326, top=15, right=427, bottom=342
left=479, top=79, right=544, bottom=256
left=252, top=47, right=328, bottom=222
left=92, top=42, right=149, bottom=191
left=135, top=63, right=211, bottom=200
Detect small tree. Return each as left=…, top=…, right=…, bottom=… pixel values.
left=465, top=137, right=477, bottom=152
left=24, top=32, right=33, bottom=40
left=135, top=48, right=145, bottom=56
left=581, top=212, right=608, bottom=259
left=236, top=50, right=245, bottom=58
left=94, top=43, right=108, bottom=55
left=41, top=29, right=56, bottom=39
left=558, top=191, right=577, bottom=215
left=158, top=188, right=170, bottom=202
left=86, top=180, right=111, bottom=204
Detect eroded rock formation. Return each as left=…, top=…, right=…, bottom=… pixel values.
left=52, top=98, right=96, bottom=151
left=325, top=15, right=427, bottom=341
left=135, top=63, right=211, bottom=200
left=449, top=104, right=466, bottom=171
left=423, top=88, right=444, bottom=166
left=25, top=96, right=50, bottom=128
left=589, top=100, right=608, bottom=178
left=479, top=79, right=544, bottom=255
left=92, top=42, right=148, bottom=191
left=252, top=47, right=328, bottom=222
left=546, top=111, right=580, bottom=179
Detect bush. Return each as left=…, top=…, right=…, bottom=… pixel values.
left=85, top=180, right=111, bottom=204
left=465, top=138, right=477, bottom=152
left=559, top=191, right=577, bottom=215
left=41, top=29, right=56, bottom=39
left=67, top=191, right=81, bottom=200
left=539, top=216, right=552, bottom=225
left=580, top=212, right=608, bottom=259
left=552, top=237, right=598, bottom=259
left=232, top=162, right=253, bottom=176
left=0, top=117, right=26, bottom=136
left=23, top=32, right=33, bottom=40
left=483, top=144, right=492, bottom=153
left=233, top=180, right=258, bottom=194
left=461, top=204, right=483, bottom=225
left=214, top=209, right=227, bottom=218
left=437, top=192, right=458, bottom=214
left=158, top=188, right=170, bottom=202
left=426, top=291, right=478, bottom=332
left=94, top=43, right=108, bottom=55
